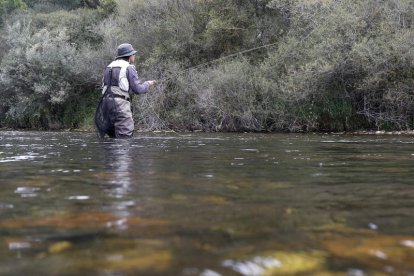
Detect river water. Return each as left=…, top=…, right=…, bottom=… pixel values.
left=0, top=131, right=413, bottom=275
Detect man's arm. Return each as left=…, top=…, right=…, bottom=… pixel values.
left=127, top=65, right=151, bottom=94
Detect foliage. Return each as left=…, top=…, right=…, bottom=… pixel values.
left=0, top=12, right=101, bottom=129
left=23, top=0, right=82, bottom=11
left=22, top=0, right=116, bottom=13
left=30, top=8, right=105, bottom=46
left=0, top=0, right=26, bottom=12
left=0, top=0, right=414, bottom=132
left=259, top=0, right=414, bottom=131
left=0, top=0, right=26, bottom=26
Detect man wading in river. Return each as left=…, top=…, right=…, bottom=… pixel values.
left=95, top=43, right=156, bottom=138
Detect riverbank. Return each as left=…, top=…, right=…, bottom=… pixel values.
left=2, top=127, right=414, bottom=136
left=350, top=130, right=414, bottom=136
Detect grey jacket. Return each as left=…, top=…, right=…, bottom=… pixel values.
left=102, top=59, right=150, bottom=98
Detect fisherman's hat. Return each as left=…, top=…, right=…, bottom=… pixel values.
left=116, top=43, right=137, bottom=59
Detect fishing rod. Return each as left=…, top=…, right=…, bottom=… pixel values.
left=140, top=42, right=280, bottom=134
left=154, top=41, right=280, bottom=84
left=97, top=42, right=279, bottom=137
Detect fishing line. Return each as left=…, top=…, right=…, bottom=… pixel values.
left=156, top=41, right=280, bottom=83
left=133, top=42, right=280, bottom=134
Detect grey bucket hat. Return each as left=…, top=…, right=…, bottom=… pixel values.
left=116, top=43, right=137, bottom=59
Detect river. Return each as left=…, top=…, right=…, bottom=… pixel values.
left=0, top=131, right=413, bottom=275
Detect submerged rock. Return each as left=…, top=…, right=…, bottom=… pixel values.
left=48, top=241, right=72, bottom=254
left=223, top=251, right=329, bottom=275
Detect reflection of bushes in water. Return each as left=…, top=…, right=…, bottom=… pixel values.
left=1, top=0, right=414, bottom=131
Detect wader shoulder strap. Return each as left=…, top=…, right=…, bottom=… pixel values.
left=103, top=68, right=114, bottom=97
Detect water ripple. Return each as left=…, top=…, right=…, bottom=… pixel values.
left=15, top=187, right=40, bottom=198
left=68, top=195, right=90, bottom=200
left=223, top=256, right=281, bottom=275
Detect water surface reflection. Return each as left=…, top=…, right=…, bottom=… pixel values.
left=0, top=131, right=413, bottom=275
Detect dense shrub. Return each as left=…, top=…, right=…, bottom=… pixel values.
left=30, top=8, right=105, bottom=46
left=1, top=0, right=413, bottom=132
left=0, top=0, right=26, bottom=26
left=23, top=0, right=82, bottom=11
left=0, top=10, right=103, bottom=129
left=259, top=0, right=414, bottom=131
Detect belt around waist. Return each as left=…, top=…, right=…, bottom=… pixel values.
left=113, top=94, right=130, bottom=101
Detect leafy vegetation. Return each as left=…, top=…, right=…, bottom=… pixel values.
left=0, top=0, right=413, bottom=132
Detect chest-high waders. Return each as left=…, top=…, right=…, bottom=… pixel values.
left=95, top=68, right=118, bottom=138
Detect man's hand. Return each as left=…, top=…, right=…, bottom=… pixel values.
left=147, top=80, right=157, bottom=87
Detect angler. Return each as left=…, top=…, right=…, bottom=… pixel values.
left=95, top=43, right=156, bottom=138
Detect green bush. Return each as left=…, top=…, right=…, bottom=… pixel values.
left=1, top=0, right=414, bottom=132
left=0, top=0, right=26, bottom=13
left=0, top=0, right=27, bottom=26
left=259, top=0, right=414, bottom=131
left=23, top=0, right=82, bottom=10
left=0, top=10, right=103, bottom=129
